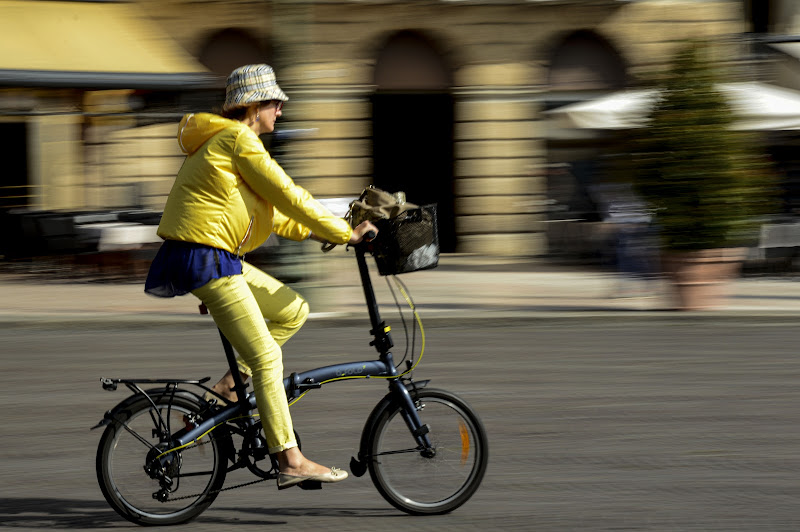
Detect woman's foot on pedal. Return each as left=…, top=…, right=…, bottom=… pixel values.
left=276, top=448, right=348, bottom=490
left=277, top=467, right=348, bottom=490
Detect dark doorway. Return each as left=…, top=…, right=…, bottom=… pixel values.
left=745, top=0, right=773, bottom=33
left=371, top=92, right=455, bottom=252
left=0, top=122, right=29, bottom=209
left=372, top=31, right=456, bottom=252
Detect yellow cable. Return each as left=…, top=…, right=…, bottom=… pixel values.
left=390, top=276, right=426, bottom=376
left=289, top=276, right=426, bottom=405
left=288, top=391, right=309, bottom=407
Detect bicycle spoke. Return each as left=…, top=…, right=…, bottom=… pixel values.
left=373, top=447, right=424, bottom=457
left=114, top=415, right=161, bottom=452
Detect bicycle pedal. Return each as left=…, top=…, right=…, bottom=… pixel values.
left=298, top=480, right=322, bottom=490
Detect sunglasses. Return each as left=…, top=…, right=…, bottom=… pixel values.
left=263, top=100, right=284, bottom=111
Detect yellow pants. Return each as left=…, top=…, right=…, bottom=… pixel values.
left=192, top=261, right=309, bottom=453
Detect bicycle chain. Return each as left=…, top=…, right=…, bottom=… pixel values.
left=167, top=476, right=271, bottom=502
left=158, top=438, right=274, bottom=502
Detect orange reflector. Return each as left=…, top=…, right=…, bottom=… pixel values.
left=459, top=419, right=470, bottom=465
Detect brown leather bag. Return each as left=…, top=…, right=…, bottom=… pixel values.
left=347, top=186, right=417, bottom=227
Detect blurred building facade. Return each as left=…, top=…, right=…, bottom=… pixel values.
left=743, top=0, right=800, bottom=227
left=0, top=0, right=758, bottom=257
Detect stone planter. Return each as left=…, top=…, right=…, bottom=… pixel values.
left=660, top=248, right=746, bottom=310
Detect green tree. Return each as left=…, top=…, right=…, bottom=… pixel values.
left=635, top=42, right=774, bottom=251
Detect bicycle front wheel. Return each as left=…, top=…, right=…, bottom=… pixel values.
left=367, top=388, right=488, bottom=515
left=96, top=394, right=228, bottom=525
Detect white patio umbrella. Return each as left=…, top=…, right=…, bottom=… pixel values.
left=546, top=82, right=800, bottom=131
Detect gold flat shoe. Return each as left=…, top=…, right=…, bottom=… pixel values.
left=277, top=467, right=348, bottom=490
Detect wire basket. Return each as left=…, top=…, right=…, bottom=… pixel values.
left=372, top=204, right=439, bottom=275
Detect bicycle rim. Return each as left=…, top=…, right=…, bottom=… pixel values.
left=96, top=396, right=226, bottom=525
left=367, top=388, right=488, bottom=515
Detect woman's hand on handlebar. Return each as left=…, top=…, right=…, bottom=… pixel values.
left=309, top=220, right=377, bottom=250
left=349, top=221, right=378, bottom=245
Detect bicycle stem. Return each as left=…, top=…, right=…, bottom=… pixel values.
left=356, top=246, right=394, bottom=354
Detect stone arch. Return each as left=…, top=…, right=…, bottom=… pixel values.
left=547, top=29, right=628, bottom=93
left=371, top=29, right=457, bottom=252
left=373, top=29, right=454, bottom=90
left=198, top=28, right=273, bottom=78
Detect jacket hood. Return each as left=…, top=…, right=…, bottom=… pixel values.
left=177, top=113, right=238, bottom=155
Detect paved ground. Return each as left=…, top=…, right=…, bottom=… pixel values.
left=2, top=321, right=798, bottom=531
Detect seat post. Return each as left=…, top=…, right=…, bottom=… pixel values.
left=217, top=329, right=248, bottom=400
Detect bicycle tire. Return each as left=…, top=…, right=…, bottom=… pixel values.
left=366, top=388, right=488, bottom=515
left=96, top=394, right=228, bottom=525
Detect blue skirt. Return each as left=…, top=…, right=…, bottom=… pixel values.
left=144, top=240, right=243, bottom=298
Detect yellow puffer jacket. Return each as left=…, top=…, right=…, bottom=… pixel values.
left=158, top=113, right=352, bottom=254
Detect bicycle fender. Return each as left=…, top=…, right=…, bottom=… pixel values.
left=91, top=388, right=204, bottom=430
left=350, top=380, right=430, bottom=477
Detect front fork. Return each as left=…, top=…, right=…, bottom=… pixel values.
left=389, top=379, right=434, bottom=454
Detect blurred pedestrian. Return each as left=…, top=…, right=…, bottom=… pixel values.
left=595, top=182, right=660, bottom=297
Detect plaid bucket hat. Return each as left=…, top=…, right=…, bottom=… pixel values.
left=223, top=64, right=288, bottom=111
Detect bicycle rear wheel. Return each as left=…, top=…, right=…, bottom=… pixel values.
left=366, top=388, right=488, bottom=514
left=96, top=394, right=228, bottom=525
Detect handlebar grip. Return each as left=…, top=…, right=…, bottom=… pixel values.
left=365, top=230, right=376, bottom=241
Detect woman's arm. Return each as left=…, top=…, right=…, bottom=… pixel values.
left=233, top=129, right=352, bottom=244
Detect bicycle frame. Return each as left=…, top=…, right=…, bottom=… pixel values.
left=96, top=244, right=432, bottom=466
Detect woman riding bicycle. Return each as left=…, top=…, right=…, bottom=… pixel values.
left=144, top=64, right=377, bottom=489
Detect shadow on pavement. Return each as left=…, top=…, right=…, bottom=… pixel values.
left=0, top=498, right=122, bottom=529
left=0, top=497, right=397, bottom=528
